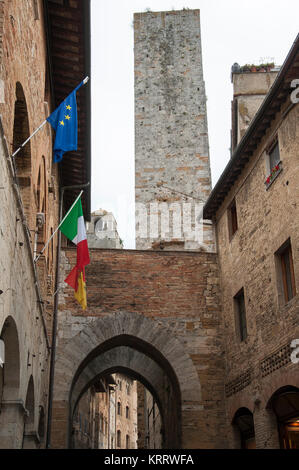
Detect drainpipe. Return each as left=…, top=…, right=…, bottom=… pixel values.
left=46, top=182, right=90, bottom=449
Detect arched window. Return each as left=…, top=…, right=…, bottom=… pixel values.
left=126, top=434, right=130, bottom=449
left=126, top=406, right=130, bottom=419
left=117, top=401, right=122, bottom=416
left=13, top=83, right=32, bottom=223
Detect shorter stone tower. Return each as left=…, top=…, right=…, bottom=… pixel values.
left=86, top=210, right=123, bottom=249
left=231, top=63, right=279, bottom=152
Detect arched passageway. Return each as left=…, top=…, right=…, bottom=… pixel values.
left=51, top=311, right=202, bottom=449
left=0, top=316, right=22, bottom=448
left=69, top=341, right=180, bottom=448
left=267, top=386, right=299, bottom=449
left=232, top=407, right=256, bottom=449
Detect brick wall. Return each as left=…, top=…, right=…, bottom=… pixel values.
left=55, top=247, right=227, bottom=448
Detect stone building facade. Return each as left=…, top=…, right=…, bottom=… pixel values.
left=0, top=0, right=90, bottom=449
left=204, top=33, right=299, bottom=448
left=51, top=27, right=299, bottom=448
left=72, top=375, right=116, bottom=449
left=134, top=10, right=214, bottom=252
left=115, top=374, right=138, bottom=449
left=67, top=372, right=138, bottom=449
left=1, top=3, right=298, bottom=450
left=0, top=0, right=58, bottom=449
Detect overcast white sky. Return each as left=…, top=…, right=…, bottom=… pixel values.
left=90, top=0, right=299, bottom=249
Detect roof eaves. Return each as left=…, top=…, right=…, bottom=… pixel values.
left=203, top=33, right=299, bottom=220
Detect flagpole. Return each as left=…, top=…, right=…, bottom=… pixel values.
left=46, top=181, right=90, bottom=448
left=34, top=190, right=83, bottom=263
left=11, top=76, right=90, bottom=160
left=12, top=120, right=47, bottom=158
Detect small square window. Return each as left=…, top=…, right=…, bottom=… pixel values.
left=276, top=239, right=296, bottom=304
left=228, top=198, right=238, bottom=240
left=234, top=288, right=247, bottom=342
left=265, top=139, right=283, bottom=189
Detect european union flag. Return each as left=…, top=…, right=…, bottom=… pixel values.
left=47, top=81, right=84, bottom=163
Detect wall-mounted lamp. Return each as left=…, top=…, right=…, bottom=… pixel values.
left=36, top=213, right=45, bottom=228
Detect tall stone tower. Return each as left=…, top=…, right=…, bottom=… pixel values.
left=134, top=9, right=214, bottom=251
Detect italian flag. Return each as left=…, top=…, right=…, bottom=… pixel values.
left=59, top=196, right=90, bottom=310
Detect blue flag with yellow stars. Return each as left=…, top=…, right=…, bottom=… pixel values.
left=47, top=81, right=84, bottom=163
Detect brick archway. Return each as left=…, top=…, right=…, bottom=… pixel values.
left=261, top=369, right=299, bottom=409
left=51, top=311, right=202, bottom=449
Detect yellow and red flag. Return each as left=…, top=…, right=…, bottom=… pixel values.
left=59, top=196, right=90, bottom=309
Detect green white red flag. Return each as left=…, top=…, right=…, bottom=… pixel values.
left=59, top=196, right=90, bottom=310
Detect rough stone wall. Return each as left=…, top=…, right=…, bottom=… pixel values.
left=145, top=387, right=163, bottom=449
left=54, top=248, right=227, bottom=448
left=134, top=10, right=214, bottom=251
left=72, top=387, right=92, bottom=449
left=137, top=384, right=162, bottom=449
left=215, top=101, right=299, bottom=447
